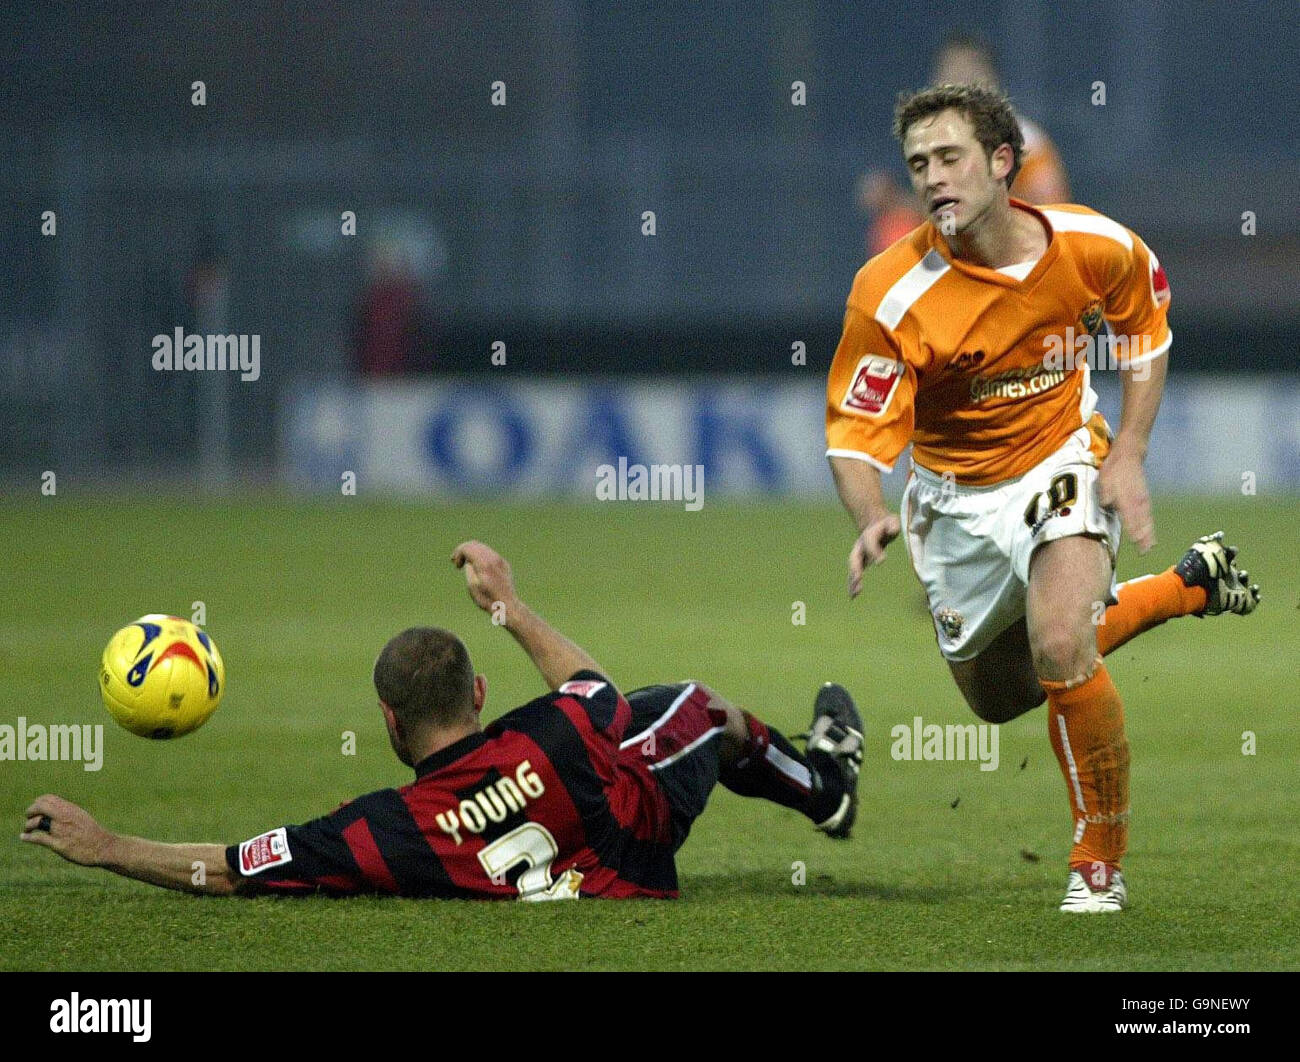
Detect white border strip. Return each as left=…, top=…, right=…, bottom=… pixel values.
left=1040, top=208, right=1134, bottom=251
left=1055, top=713, right=1087, bottom=816
left=874, top=249, right=950, bottom=330
left=825, top=448, right=894, bottom=473
left=619, top=682, right=697, bottom=750
left=647, top=725, right=726, bottom=771
left=1123, top=330, right=1172, bottom=367
left=764, top=742, right=812, bottom=790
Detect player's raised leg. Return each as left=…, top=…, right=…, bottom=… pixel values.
left=1027, top=533, right=1130, bottom=912
left=717, top=682, right=863, bottom=838
left=948, top=530, right=1261, bottom=727
left=1095, top=532, right=1260, bottom=656
left=623, top=681, right=864, bottom=842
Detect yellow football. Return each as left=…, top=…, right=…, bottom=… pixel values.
left=99, top=615, right=225, bottom=739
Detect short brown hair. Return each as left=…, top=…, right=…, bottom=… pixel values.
left=893, top=84, right=1023, bottom=188
left=373, top=627, right=475, bottom=729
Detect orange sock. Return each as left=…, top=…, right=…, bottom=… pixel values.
left=1044, top=662, right=1130, bottom=870
left=1097, top=569, right=1207, bottom=657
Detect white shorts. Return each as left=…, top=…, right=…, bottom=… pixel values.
left=901, top=425, right=1122, bottom=663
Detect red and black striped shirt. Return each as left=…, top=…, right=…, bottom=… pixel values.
left=224, top=671, right=682, bottom=899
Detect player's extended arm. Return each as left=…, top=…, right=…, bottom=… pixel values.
left=1111, top=348, right=1167, bottom=461
left=829, top=456, right=903, bottom=598
left=452, top=540, right=606, bottom=690
left=1099, top=351, right=1168, bottom=553
left=20, top=793, right=243, bottom=895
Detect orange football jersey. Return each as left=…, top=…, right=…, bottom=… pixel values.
left=826, top=200, right=1171, bottom=485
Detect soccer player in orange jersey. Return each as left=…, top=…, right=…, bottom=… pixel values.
left=825, top=85, right=1260, bottom=912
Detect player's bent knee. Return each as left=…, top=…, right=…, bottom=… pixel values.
left=967, top=684, right=1045, bottom=723
left=948, top=619, right=1049, bottom=723
left=952, top=655, right=1046, bottom=723
left=690, top=684, right=748, bottom=760
left=1030, top=625, right=1095, bottom=683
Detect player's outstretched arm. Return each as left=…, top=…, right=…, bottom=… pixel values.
left=452, top=540, right=608, bottom=691
left=20, top=794, right=243, bottom=895
left=829, top=456, right=902, bottom=598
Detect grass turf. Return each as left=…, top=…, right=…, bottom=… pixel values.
left=1, top=495, right=1296, bottom=970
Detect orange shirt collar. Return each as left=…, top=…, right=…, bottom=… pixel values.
left=928, top=198, right=1059, bottom=286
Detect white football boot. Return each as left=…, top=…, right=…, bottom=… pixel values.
left=1060, top=867, right=1128, bottom=913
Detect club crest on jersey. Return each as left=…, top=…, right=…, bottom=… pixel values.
left=950, top=349, right=985, bottom=373
left=935, top=607, right=964, bottom=641
left=842, top=355, right=904, bottom=417
left=238, top=827, right=292, bottom=875
left=1079, top=299, right=1105, bottom=337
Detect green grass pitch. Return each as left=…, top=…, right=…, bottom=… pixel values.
left=1, top=495, right=1296, bottom=970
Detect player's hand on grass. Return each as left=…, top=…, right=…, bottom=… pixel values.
left=453, top=541, right=520, bottom=615
left=21, top=794, right=113, bottom=867
left=1099, top=445, right=1155, bottom=554
left=848, top=514, right=902, bottom=597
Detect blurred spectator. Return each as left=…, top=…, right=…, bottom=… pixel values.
left=931, top=32, right=1071, bottom=204
left=185, top=231, right=230, bottom=331
left=857, top=170, right=924, bottom=258
left=352, top=240, right=435, bottom=375
left=185, top=231, right=234, bottom=482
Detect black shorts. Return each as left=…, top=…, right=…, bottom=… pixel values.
left=622, top=682, right=727, bottom=850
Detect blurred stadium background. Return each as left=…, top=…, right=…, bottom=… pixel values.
left=2, top=1, right=1297, bottom=496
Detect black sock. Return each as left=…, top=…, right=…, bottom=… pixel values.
left=719, top=711, right=845, bottom=824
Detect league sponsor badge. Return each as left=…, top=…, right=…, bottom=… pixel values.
left=238, top=827, right=292, bottom=875
left=842, top=355, right=904, bottom=416
left=1150, top=252, right=1170, bottom=307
